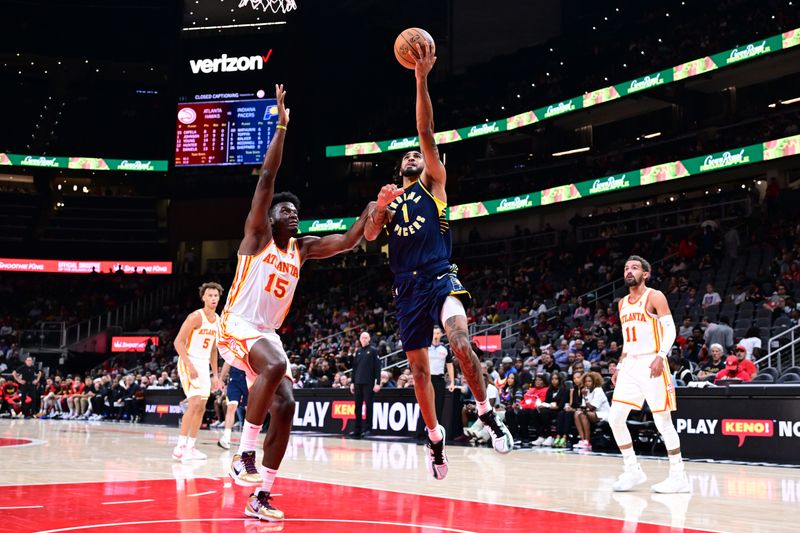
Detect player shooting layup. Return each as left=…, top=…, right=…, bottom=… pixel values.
left=610, top=255, right=690, bottom=493
left=364, top=42, right=513, bottom=480
left=217, top=84, right=375, bottom=522
left=172, top=282, right=222, bottom=463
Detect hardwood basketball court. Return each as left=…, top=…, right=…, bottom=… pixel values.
left=1, top=420, right=797, bottom=532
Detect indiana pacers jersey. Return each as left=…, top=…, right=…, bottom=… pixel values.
left=186, top=309, right=219, bottom=360
left=223, top=238, right=301, bottom=329
left=619, top=287, right=662, bottom=356
left=387, top=179, right=451, bottom=275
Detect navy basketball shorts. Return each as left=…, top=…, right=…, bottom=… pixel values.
left=226, top=370, right=249, bottom=406
left=393, top=267, right=472, bottom=352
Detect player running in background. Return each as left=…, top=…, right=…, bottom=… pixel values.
left=217, top=83, right=376, bottom=522
left=364, top=42, right=513, bottom=481
left=217, top=363, right=248, bottom=450
left=172, top=282, right=223, bottom=463
left=610, top=256, right=690, bottom=493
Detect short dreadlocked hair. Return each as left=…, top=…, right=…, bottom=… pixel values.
left=270, top=191, right=301, bottom=214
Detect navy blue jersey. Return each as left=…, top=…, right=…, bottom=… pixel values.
left=387, top=179, right=451, bottom=275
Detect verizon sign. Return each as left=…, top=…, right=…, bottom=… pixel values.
left=189, top=50, right=273, bottom=74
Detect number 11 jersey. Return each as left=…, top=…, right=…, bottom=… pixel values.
left=619, top=287, right=662, bottom=357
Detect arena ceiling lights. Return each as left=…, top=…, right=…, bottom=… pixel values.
left=182, top=0, right=297, bottom=32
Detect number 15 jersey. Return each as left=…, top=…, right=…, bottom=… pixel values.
left=222, top=238, right=301, bottom=330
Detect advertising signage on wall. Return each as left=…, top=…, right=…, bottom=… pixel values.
left=304, top=134, right=800, bottom=228
left=0, top=153, right=167, bottom=172
left=297, top=218, right=358, bottom=234
left=674, top=387, right=800, bottom=464
left=188, top=51, right=274, bottom=74
left=111, top=336, right=160, bottom=353
left=0, top=258, right=172, bottom=274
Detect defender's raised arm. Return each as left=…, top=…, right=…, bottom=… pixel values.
left=240, top=84, right=290, bottom=254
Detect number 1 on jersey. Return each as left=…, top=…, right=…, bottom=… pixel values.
left=625, top=326, right=638, bottom=343
left=264, top=273, right=289, bottom=299
left=401, top=203, right=410, bottom=223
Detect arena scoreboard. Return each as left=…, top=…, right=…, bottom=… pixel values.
left=175, top=96, right=278, bottom=166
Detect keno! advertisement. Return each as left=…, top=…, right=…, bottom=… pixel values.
left=674, top=387, right=800, bottom=464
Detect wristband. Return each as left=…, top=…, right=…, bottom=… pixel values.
left=276, top=124, right=287, bottom=131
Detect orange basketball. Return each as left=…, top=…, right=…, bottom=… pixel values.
left=394, top=27, right=435, bottom=69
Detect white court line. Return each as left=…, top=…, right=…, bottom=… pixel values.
left=34, top=517, right=476, bottom=533
left=100, top=499, right=154, bottom=505
left=0, top=505, right=44, bottom=510
left=187, top=490, right=216, bottom=498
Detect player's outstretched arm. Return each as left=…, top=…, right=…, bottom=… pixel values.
left=364, top=185, right=403, bottom=241
left=414, top=42, right=446, bottom=199
left=240, top=83, right=290, bottom=254
left=299, top=201, right=375, bottom=262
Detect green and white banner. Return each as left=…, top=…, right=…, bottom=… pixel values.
left=0, top=153, right=168, bottom=172
left=325, top=27, right=800, bottom=157
left=297, top=217, right=359, bottom=234
left=308, top=134, right=800, bottom=230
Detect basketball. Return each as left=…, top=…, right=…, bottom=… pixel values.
left=394, top=27, right=435, bottom=69
left=5, top=2, right=799, bottom=532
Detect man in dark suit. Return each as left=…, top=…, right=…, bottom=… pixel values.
left=13, top=356, right=41, bottom=418
left=350, top=331, right=381, bottom=437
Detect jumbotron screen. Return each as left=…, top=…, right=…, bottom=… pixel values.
left=175, top=97, right=278, bottom=166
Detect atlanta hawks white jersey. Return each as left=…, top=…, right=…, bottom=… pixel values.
left=222, top=237, right=301, bottom=330
left=186, top=309, right=219, bottom=360
left=615, top=287, right=676, bottom=412
left=619, top=287, right=662, bottom=357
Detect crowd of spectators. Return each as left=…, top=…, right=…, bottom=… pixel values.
left=0, top=357, right=179, bottom=422
left=342, top=0, right=800, bottom=143
left=3, top=187, right=798, bottom=447
left=303, top=0, right=800, bottom=225
left=455, top=109, right=800, bottom=206
left=0, top=269, right=166, bottom=341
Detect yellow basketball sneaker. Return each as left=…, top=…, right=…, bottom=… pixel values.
left=245, top=490, right=284, bottom=522
left=230, top=450, right=262, bottom=486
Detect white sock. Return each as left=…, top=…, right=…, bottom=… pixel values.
left=223, top=428, right=232, bottom=440
left=621, top=446, right=637, bottom=466
left=669, top=452, right=684, bottom=470
left=260, top=468, right=278, bottom=493
left=476, top=399, right=491, bottom=416
left=238, top=421, right=262, bottom=454
left=427, top=425, right=443, bottom=443
left=178, top=435, right=188, bottom=447
left=187, top=437, right=196, bottom=449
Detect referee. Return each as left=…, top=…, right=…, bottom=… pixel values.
left=429, top=326, right=455, bottom=423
